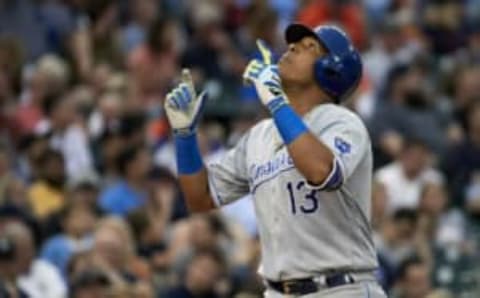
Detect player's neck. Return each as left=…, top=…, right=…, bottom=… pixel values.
left=286, top=86, right=332, bottom=116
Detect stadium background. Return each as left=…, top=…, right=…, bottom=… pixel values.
left=0, top=0, right=480, bottom=297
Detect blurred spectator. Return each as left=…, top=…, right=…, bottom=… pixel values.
left=363, top=17, right=421, bottom=92
left=296, top=0, right=367, bottom=49
left=118, top=111, right=148, bottom=148
left=443, top=100, right=480, bottom=206
left=128, top=209, right=169, bottom=269
left=69, top=269, right=111, bottom=298
left=37, top=93, right=95, bottom=182
left=27, top=149, right=66, bottom=220
left=0, top=144, right=12, bottom=204
left=4, top=221, right=66, bottom=298
left=91, top=217, right=151, bottom=284
left=99, top=145, right=150, bottom=216
left=418, top=183, right=464, bottom=246
left=0, top=0, right=51, bottom=61
left=448, top=67, right=480, bottom=133
left=12, top=54, right=72, bottom=139
left=0, top=235, right=26, bottom=297
left=420, top=0, right=467, bottom=55
left=95, top=130, right=123, bottom=186
left=375, top=208, right=418, bottom=291
left=128, top=17, right=181, bottom=106
left=169, top=214, right=235, bottom=281
left=15, top=134, right=49, bottom=183
left=391, top=256, right=433, bottom=298
left=121, top=0, right=160, bottom=55
left=40, top=199, right=98, bottom=278
left=372, top=181, right=389, bottom=230
left=375, top=139, right=443, bottom=213
left=369, top=63, right=450, bottom=162
left=86, top=0, right=124, bottom=69
left=182, top=0, right=244, bottom=99
left=88, top=91, right=123, bottom=140
left=162, top=248, right=227, bottom=298
left=0, top=37, right=24, bottom=98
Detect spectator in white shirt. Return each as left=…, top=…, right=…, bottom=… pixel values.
left=375, top=139, right=444, bottom=213
left=3, top=221, right=67, bottom=298
left=36, top=93, right=95, bottom=183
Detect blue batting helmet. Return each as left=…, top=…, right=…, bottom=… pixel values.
left=285, top=24, right=362, bottom=102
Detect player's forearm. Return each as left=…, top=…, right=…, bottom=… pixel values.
left=287, top=133, right=335, bottom=185
left=271, top=103, right=335, bottom=185
left=178, top=169, right=216, bottom=212
left=174, top=133, right=216, bottom=213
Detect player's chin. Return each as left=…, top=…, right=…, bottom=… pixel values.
left=278, top=61, right=289, bottom=80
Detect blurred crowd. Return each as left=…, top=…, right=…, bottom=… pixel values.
left=0, top=0, right=480, bottom=297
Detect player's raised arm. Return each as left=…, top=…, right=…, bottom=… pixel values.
left=163, top=69, right=215, bottom=212
left=243, top=37, right=361, bottom=189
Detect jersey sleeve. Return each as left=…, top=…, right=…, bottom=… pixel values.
left=207, top=133, right=250, bottom=206
left=309, top=118, right=369, bottom=191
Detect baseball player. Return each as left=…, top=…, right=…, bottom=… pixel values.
left=164, top=24, right=387, bottom=297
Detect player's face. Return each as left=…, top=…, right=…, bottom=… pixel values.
left=278, top=36, right=326, bottom=87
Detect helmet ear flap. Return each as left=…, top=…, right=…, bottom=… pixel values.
left=313, top=55, right=342, bottom=98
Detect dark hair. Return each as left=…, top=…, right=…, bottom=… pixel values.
left=396, top=255, right=425, bottom=280
left=149, top=166, right=176, bottom=183
left=193, top=247, right=226, bottom=270
left=392, top=208, right=418, bottom=224
left=119, top=111, right=147, bottom=138
left=115, top=145, right=144, bottom=176
left=37, top=149, right=64, bottom=167
left=70, top=269, right=111, bottom=293
left=16, top=133, right=46, bottom=152
left=42, top=94, right=64, bottom=117
left=0, top=236, right=15, bottom=260
left=380, top=63, right=410, bottom=99
left=402, top=138, right=430, bottom=153
left=87, top=0, right=117, bottom=23
left=58, top=200, right=99, bottom=224
left=147, top=18, right=172, bottom=53
left=71, top=181, right=99, bottom=194
left=126, top=209, right=150, bottom=243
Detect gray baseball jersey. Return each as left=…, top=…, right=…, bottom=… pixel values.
left=207, top=103, right=378, bottom=281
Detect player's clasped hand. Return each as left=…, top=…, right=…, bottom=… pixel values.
left=243, top=40, right=289, bottom=113
left=164, top=69, right=208, bottom=136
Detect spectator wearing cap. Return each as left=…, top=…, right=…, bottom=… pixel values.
left=98, top=145, right=150, bottom=216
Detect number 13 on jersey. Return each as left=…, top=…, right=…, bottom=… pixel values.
left=286, top=181, right=320, bottom=214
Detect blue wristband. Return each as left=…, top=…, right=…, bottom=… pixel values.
left=174, top=133, right=203, bottom=175
left=272, top=103, right=308, bottom=144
